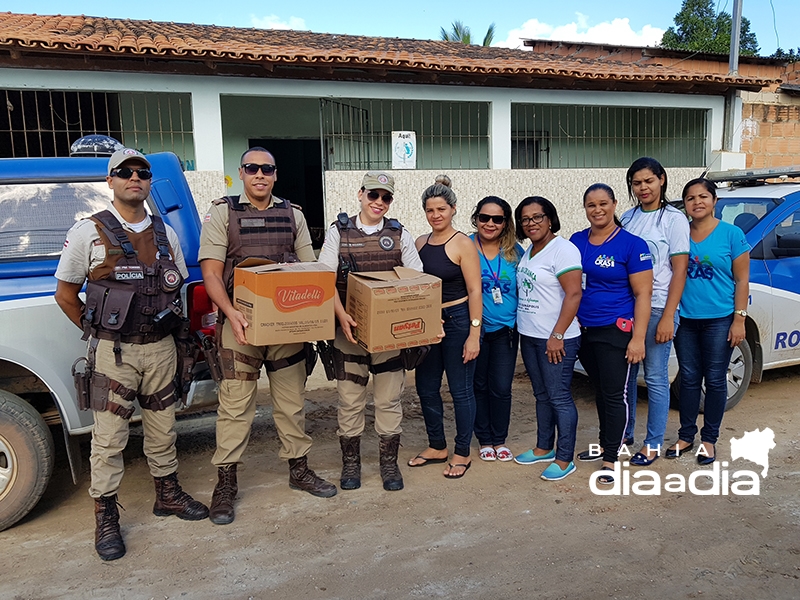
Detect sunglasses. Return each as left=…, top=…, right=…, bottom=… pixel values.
left=520, top=214, right=547, bottom=226
left=241, top=163, right=277, bottom=176
left=477, top=213, right=506, bottom=225
left=110, top=167, right=152, bottom=180
left=366, top=190, right=394, bottom=204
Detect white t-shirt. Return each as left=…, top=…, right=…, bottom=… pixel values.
left=516, top=236, right=582, bottom=340
left=317, top=215, right=423, bottom=272
left=620, top=204, right=690, bottom=309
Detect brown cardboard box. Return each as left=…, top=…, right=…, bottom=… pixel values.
left=346, top=267, right=442, bottom=353
left=233, top=259, right=336, bottom=346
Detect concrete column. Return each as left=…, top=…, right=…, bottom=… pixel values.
left=489, top=97, right=512, bottom=169
left=189, top=88, right=224, bottom=172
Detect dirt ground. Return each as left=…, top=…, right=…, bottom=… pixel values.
left=2, top=360, right=799, bottom=600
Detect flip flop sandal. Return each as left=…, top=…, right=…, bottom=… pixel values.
left=479, top=447, right=497, bottom=461
left=444, top=462, right=471, bottom=479
left=408, top=454, right=448, bottom=467
left=495, top=446, right=513, bottom=462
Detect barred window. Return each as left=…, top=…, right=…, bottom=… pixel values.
left=0, top=90, right=195, bottom=169
left=512, top=104, right=708, bottom=169
left=321, top=99, right=489, bottom=171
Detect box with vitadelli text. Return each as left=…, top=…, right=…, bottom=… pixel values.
left=233, top=258, right=336, bottom=346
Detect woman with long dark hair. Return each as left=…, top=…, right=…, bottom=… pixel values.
left=469, top=196, right=522, bottom=463
left=570, top=183, right=652, bottom=485
left=408, top=175, right=482, bottom=479
left=667, top=178, right=750, bottom=465
left=620, top=157, right=690, bottom=465
left=513, top=196, right=583, bottom=481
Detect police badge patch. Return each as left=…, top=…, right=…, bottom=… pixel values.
left=378, top=174, right=389, bottom=185
left=162, top=268, right=182, bottom=291
left=379, top=236, right=395, bottom=251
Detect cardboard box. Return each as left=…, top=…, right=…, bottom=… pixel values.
left=346, top=267, right=442, bottom=353
left=233, top=259, right=336, bottom=346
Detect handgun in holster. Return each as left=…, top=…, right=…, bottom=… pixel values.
left=71, top=357, right=92, bottom=411
left=198, top=330, right=224, bottom=383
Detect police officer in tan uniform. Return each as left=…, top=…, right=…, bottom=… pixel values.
left=317, top=171, right=423, bottom=491
left=200, top=146, right=336, bottom=525
left=55, top=148, right=208, bottom=562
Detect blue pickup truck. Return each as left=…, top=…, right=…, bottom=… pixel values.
left=0, top=140, right=217, bottom=531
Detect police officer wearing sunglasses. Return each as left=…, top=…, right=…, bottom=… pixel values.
left=199, top=146, right=336, bottom=525
left=317, top=171, right=423, bottom=492
left=55, top=148, right=209, bottom=561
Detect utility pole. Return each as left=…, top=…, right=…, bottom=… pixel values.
left=723, top=0, right=743, bottom=152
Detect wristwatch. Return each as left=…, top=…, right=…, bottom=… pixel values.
left=551, top=332, right=564, bottom=340
left=470, top=318, right=482, bottom=328
left=734, top=310, right=748, bottom=318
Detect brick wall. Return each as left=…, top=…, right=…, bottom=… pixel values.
left=741, top=91, right=800, bottom=168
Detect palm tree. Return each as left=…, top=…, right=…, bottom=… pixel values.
left=440, top=21, right=495, bottom=46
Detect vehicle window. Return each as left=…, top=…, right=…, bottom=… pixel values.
left=715, top=198, right=782, bottom=233
left=0, top=182, right=112, bottom=261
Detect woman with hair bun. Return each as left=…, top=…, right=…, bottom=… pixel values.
left=620, top=157, right=690, bottom=466
left=408, top=175, right=482, bottom=479
left=469, top=196, right=523, bottom=464
left=513, top=196, right=582, bottom=481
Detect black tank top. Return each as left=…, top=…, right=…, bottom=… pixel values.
left=419, top=232, right=468, bottom=303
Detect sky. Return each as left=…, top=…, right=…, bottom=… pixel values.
left=4, top=0, right=799, bottom=57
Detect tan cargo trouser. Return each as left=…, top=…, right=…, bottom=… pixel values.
left=212, top=318, right=311, bottom=466
left=334, top=328, right=405, bottom=438
left=88, top=336, right=178, bottom=499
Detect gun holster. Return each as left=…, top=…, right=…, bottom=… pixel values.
left=71, top=357, right=92, bottom=411
left=173, top=318, right=199, bottom=402
left=198, top=331, right=223, bottom=383
left=401, top=345, right=431, bottom=371
left=304, top=342, right=318, bottom=378
left=316, top=340, right=336, bottom=381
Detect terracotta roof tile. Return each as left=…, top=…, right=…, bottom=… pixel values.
left=0, top=12, right=779, bottom=89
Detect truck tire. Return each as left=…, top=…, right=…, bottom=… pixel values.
left=0, top=390, right=55, bottom=532
left=669, top=341, right=753, bottom=413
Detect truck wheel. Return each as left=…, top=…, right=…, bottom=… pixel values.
left=0, top=390, right=55, bottom=532
left=669, top=341, right=753, bottom=413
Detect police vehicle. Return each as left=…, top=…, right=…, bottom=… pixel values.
left=0, top=137, right=217, bottom=532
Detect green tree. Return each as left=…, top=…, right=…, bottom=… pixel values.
left=771, top=47, right=800, bottom=62
left=661, top=0, right=759, bottom=56
left=440, top=20, right=496, bottom=46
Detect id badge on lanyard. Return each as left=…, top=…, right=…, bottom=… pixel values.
left=492, top=286, right=503, bottom=305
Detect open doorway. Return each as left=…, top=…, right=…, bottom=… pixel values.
left=249, top=138, right=325, bottom=248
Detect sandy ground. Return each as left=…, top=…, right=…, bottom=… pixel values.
left=2, top=361, right=799, bottom=600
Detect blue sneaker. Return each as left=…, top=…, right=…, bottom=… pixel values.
left=513, top=449, right=555, bottom=465
left=541, top=461, right=576, bottom=481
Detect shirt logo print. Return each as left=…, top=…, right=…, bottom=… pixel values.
left=595, top=254, right=615, bottom=268
left=687, top=255, right=714, bottom=280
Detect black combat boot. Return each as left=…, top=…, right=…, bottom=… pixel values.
left=379, top=434, right=404, bottom=491
left=153, top=472, right=209, bottom=520
left=209, top=464, right=238, bottom=525
left=94, top=494, right=126, bottom=561
left=339, top=436, right=362, bottom=490
left=288, top=455, right=337, bottom=498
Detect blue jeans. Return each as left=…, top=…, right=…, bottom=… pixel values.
left=625, top=307, right=679, bottom=450
left=416, top=302, right=478, bottom=457
left=473, top=326, right=518, bottom=446
left=673, top=315, right=735, bottom=445
left=520, top=334, right=580, bottom=463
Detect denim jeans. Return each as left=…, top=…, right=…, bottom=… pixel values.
left=673, top=315, right=735, bottom=445
left=473, top=326, right=518, bottom=446
left=625, top=307, right=679, bottom=450
left=416, top=302, right=478, bottom=457
left=520, top=334, right=580, bottom=463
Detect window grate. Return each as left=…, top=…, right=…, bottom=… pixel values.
left=321, top=98, right=489, bottom=171
left=511, top=104, right=708, bottom=169
left=0, top=90, right=195, bottom=169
